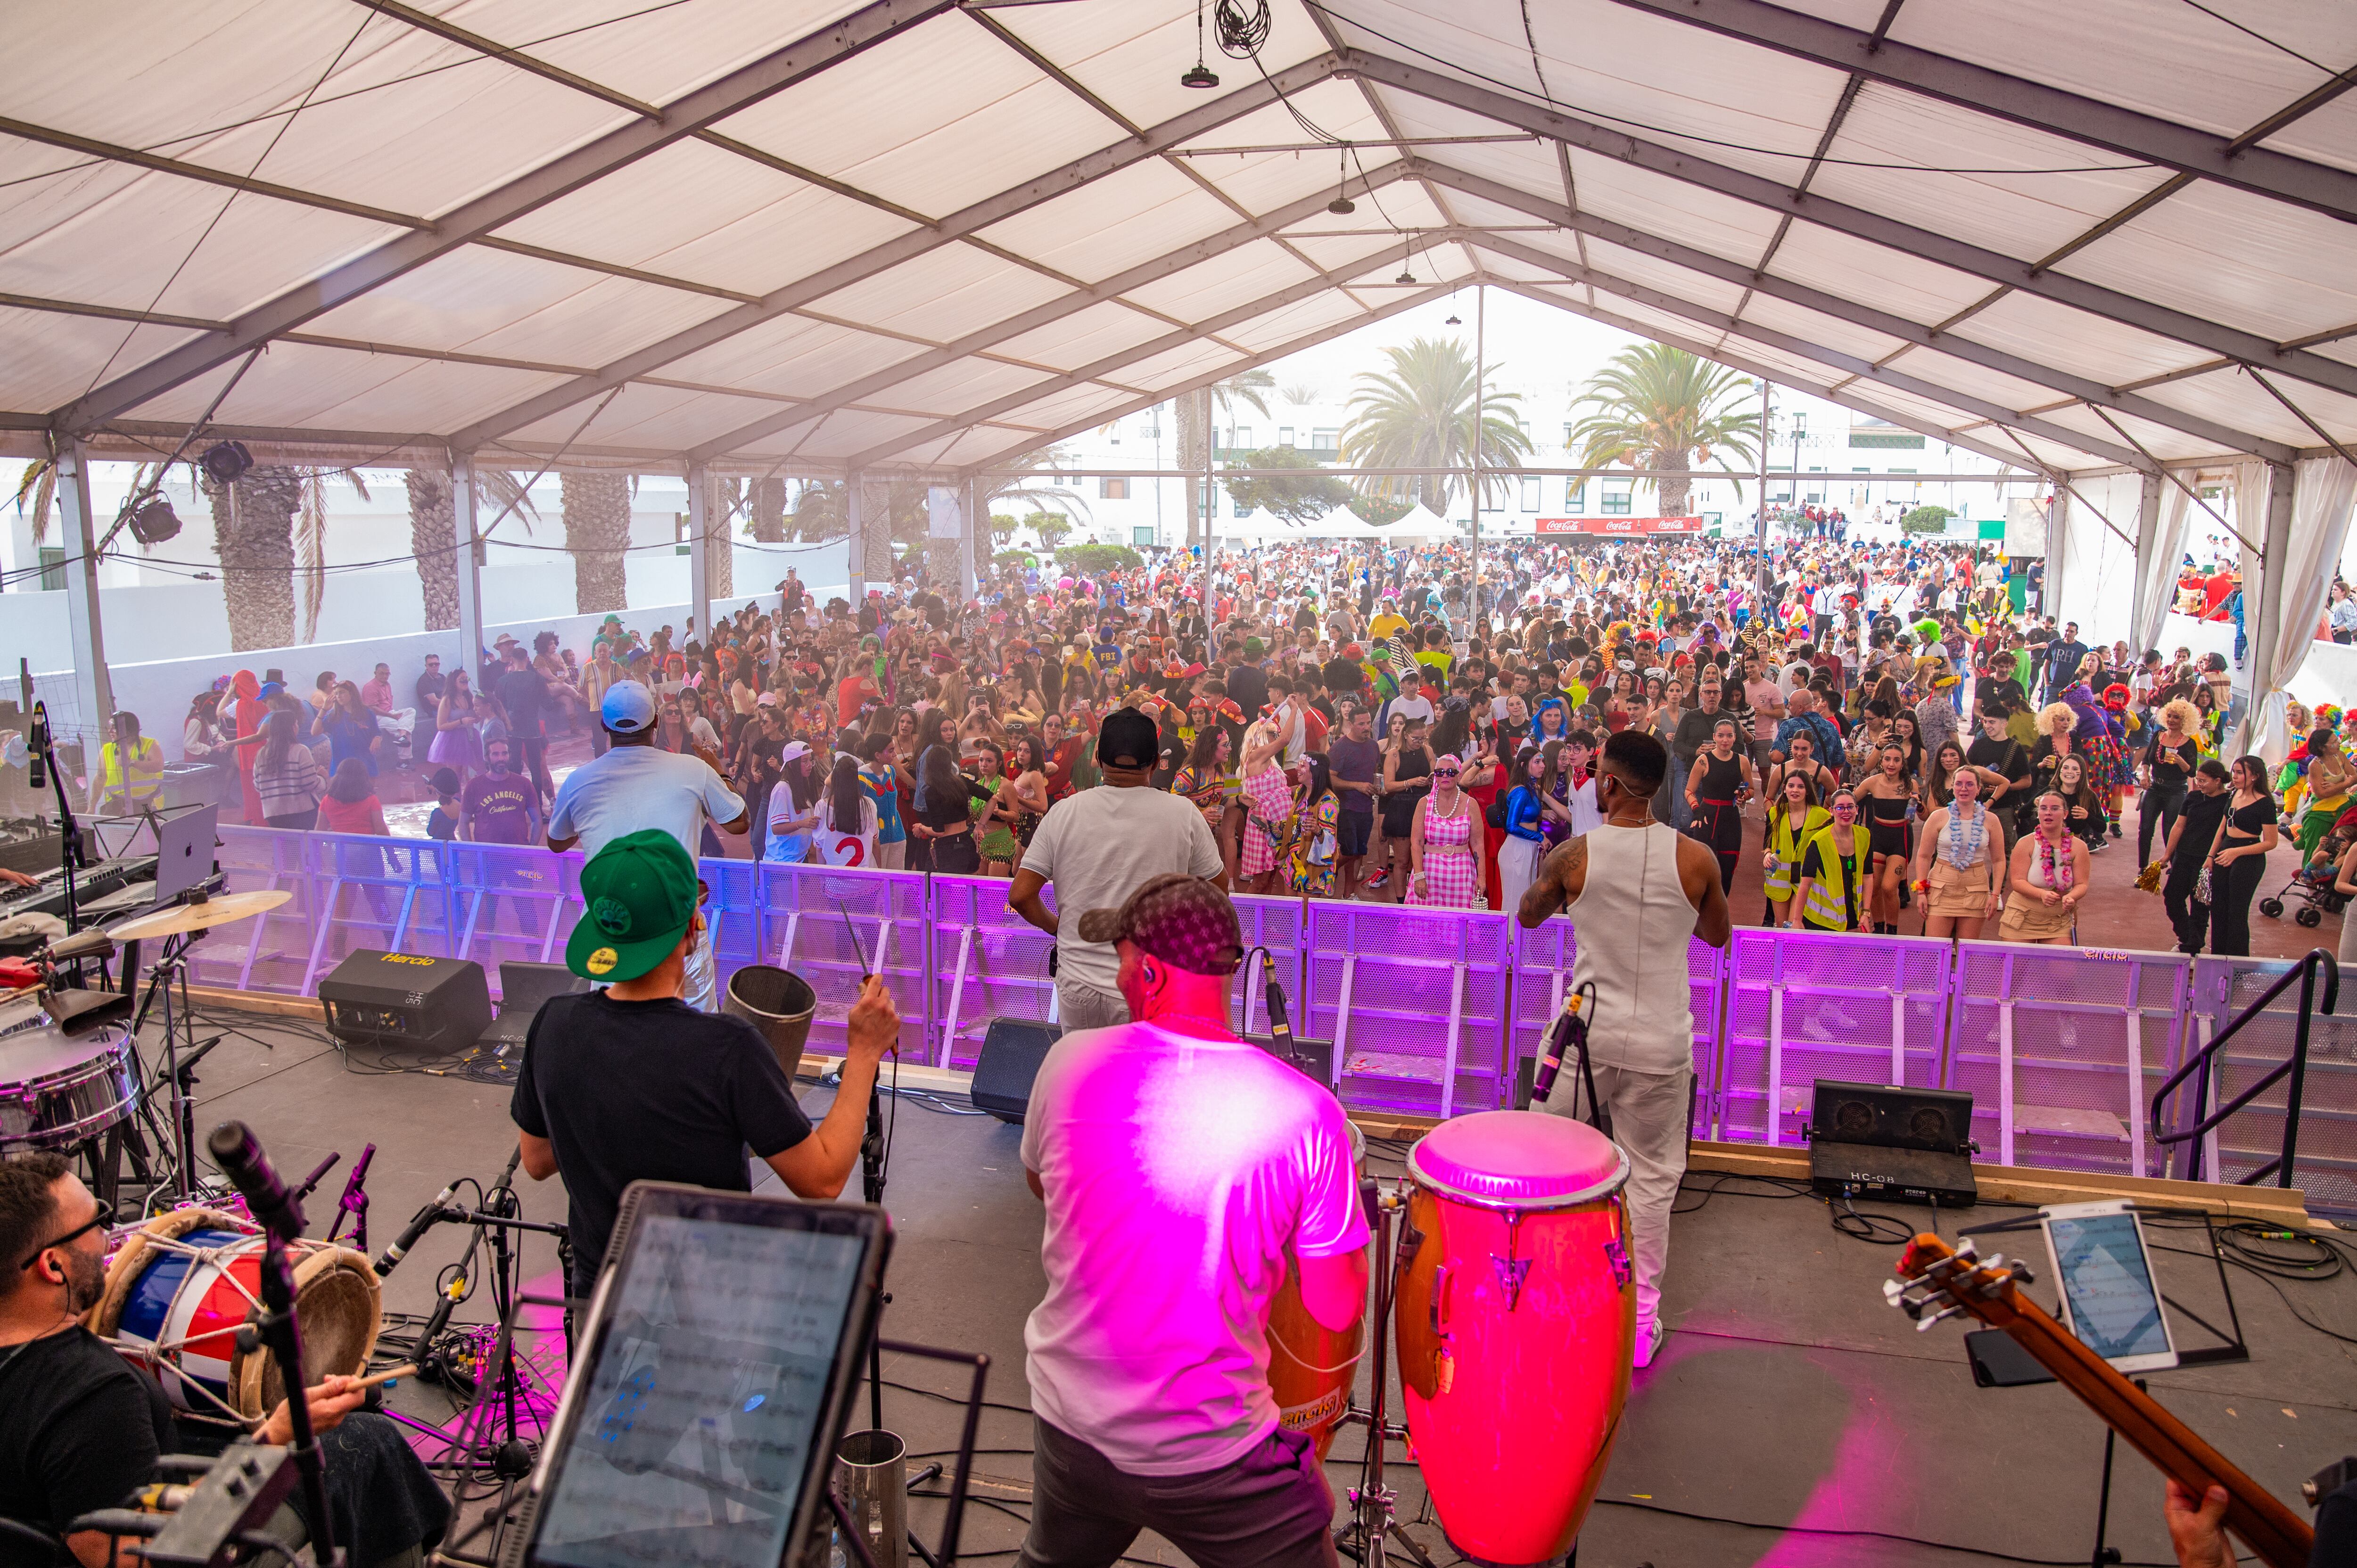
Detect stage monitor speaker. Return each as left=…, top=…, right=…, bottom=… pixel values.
left=319, top=951, right=493, bottom=1051
left=972, top=1018, right=1061, bottom=1124
left=1804, top=1079, right=1978, bottom=1207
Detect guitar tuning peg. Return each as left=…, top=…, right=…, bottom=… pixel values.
left=2010, top=1261, right=2036, bottom=1287
left=1882, top=1278, right=1908, bottom=1305
left=1953, top=1239, right=1978, bottom=1262
left=1915, top=1300, right=1970, bottom=1332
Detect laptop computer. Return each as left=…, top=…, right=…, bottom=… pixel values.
left=478, top=960, right=592, bottom=1048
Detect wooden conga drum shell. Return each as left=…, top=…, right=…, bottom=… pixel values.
left=1266, top=1119, right=1368, bottom=1460
left=1394, top=1111, right=1635, bottom=1567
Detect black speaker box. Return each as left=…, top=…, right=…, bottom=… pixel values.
left=318, top=951, right=493, bottom=1051
left=972, top=1018, right=1061, bottom=1124
left=1804, top=1079, right=1978, bottom=1207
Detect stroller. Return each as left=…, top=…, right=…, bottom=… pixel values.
left=2260, top=800, right=2357, bottom=928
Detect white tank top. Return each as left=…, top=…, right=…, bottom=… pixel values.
left=1567, top=821, right=1703, bottom=1074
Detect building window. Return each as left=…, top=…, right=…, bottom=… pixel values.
left=1806, top=466, right=1824, bottom=502
left=1134, top=525, right=1157, bottom=547
left=1601, top=482, right=1632, bottom=516
left=1278, top=426, right=1295, bottom=446
left=1848, top=430, right=1925, bottom=450
left=1565, top=480, right=1585, bottom=514
left=1232, top=425, right=1253, bottom=449
left=1520, top=475, right=1540, bottom=511
left=1234, top=494, right=1249, bottom=517
left=1099, top=476, right=1128, bottom=500
left=37, top=547, right=65, bottom=591
left=1311, top=428, right=1339, bottom=454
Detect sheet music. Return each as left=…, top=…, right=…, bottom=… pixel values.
left=535, top=1216, right=865, bottom=1568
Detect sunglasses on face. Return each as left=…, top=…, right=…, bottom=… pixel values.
left=21, top=1199, right=114, bottom=1269
left=1432, top=767, right=1460, bottom=778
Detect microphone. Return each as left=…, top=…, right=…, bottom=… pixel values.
left=25, top=702, right=45, bottom=790
left=328, top=1143, right=375, bottom=1248
left=206, top=1120, right=307, bottom=1239
left=1529, top=988, right=1589, bottom=1105
left=374, top=1178, right=462, bottom=1277
left=1260, top=956, right=1301, bottom=1070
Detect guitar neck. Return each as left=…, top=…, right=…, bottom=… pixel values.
left=1999, top=1296, right=2312, bottom=1568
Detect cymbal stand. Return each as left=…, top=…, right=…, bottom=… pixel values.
left=1334, top=1180, right=1437, bottom=1568
left=132, top=926, right=212, bottom=1207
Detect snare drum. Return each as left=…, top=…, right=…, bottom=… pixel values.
left=1266, top=1120, right=1367, bottom=1458
left=1394, top=1111, right=1633, bottom=1566
left=88, top=1209, right=381, bottom=1422
left=0, top=1000, right=138, bottom=1149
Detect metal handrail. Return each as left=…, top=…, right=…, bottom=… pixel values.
left=2150, top=949, right=2339, bottom=1187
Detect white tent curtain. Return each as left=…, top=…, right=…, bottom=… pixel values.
left=2252, top=456, right=2357, bottom=764
left=2132, top=477, right=2192, bottom=657
left=2053, top=474, right=2139, bottom=648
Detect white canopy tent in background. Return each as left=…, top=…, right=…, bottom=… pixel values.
left=7, top=0, right=2357, bottom=756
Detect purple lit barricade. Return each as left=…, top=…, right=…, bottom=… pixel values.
left=445, top=841, right=579, bottom=983
left=1303, top=902, right=1512, bottom=1119
left=1944, top=942, right=2191, bottom=1178
left=1228, top=893, right=1307, bottom=1043
left=1721, top=930, right=1950, bottom=1147
left=299, top=830, right=447, bottom=985
left=2185, top=955, right=2357, bottom=1211
left=1511, top=916, right=1720, bottom=1137
left=189, top=825, right=318, bottom=995
left=930, top=875, right=1055, bottom=1070
left=749, top=861, right=931, bottom=1059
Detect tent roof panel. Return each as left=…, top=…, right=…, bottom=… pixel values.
left=2009, top=401, right=2210, bottom=466
left=0, top=307, right=206, bottom=412
left=992, top=0, right=1326, bottom=134
left=503, top=380, right=807, bottom=450
left=974, top=380, right=1140, bottom=438
left=1083, top=337, right=1238, bottom=394
left=801, top=243, right=1073, bottom=345
left=1805, top=82, right=2183, bottom=265
left=1764, top=220, right=1996, bottom=326
left=1869, top=346, right=2089, bottom=426
left=1219, top=291, right=1374, bottom=353
left=1575, top=238, right=1749, bottom=317
left=859, top=356, right=1055, bottom=419
left=708, top=16, right=1116, bottom=221
left=989, top=300, right=1174, bottom=375
left=1557, top=147, right=1786, bottom=261
left=973, top=159, right=1241, bottom=286
left=1946, top=290, right=2215, bottom=389
left=790, top=407, right=944, bottom=459
left=2134, top=365, right=2357, bottom=451
left=2259, top=86, right=2357, bottom=178
left=128, top=340, right=570, bottom=433
left=1726, top=294, right=1910, bottom=365
left=483, top=0, right=883, bottom=110
left=661, top=315, right=923, bottom=397
left=1119, top=240, right=1317, bottom=321
left=2061, top=179, right=2357, bottom=345
left=485, top=138, right=921, bottom=297
left=1178, top=82, right=1394, bottom=212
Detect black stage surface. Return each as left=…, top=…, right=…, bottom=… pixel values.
left=164, top=1005, right=2357, bottom=1568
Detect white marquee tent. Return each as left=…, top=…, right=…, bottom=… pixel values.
left=8, top=0, right=2357, bottom=755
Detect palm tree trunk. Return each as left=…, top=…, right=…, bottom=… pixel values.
left=859, top=476, right=893, bottom=584
left=560, top=470, right=632, bottom=614
left=1657, top=452, right=1693, bottom=517
left=406, top=468, right=461, bottom=631
left=703, top=473, right=734, bottom=600
left=751, top=476, right=785, bottom=542
left=213, top=465, right=301, bottom=652
left=1176, top=390, right=1206, bottom=549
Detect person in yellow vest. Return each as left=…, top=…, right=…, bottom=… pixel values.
left=89, top=711, right=165, bottom=815
left=1792, top=788, right=1869, bottom=933
left=1761, top=770, right=1830, bottom=929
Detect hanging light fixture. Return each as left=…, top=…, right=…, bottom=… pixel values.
left=1326, top=145, right=1355, bottom=215
left=1444, top=288, right=1461, bottom=326
left=1181, top=0, right=1220, bottom=87
left=1394, top=232, right=1417, bottom=286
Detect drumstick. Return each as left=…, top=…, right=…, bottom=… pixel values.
left=347, top=1363, right=417, bottom=1390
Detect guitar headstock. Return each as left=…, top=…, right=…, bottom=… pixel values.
left=1885, top=1232, right=2038, bottom=1333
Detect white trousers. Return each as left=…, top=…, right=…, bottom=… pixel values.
left=1544, top=1060, right=1692, bottom=1332
left=1497, top=836, right=1546, bottom=919
left=684, top=919, right=717, bottom=1011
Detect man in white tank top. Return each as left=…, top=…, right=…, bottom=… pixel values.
left=1516, top=730, right=1730, bottom=1368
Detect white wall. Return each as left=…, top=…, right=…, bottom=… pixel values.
left=2159, top=612, right=2357, bottom=712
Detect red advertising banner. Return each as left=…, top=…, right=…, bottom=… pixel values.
left=1534, top=516, right=1706, bottom=536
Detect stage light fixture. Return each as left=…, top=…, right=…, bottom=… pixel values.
left=126, top=496, right=181, bottom=546
left=199, top=440, right=253, bottom=487
left=1327, top=146, right=1354, bottom=214
left=1182, top=0, right=1219, bottom=87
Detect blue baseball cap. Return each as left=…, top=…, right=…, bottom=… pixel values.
left=601, top=680, right=657, bottom=734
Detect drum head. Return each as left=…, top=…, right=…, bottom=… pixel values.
left=234, top=1246, right=381, bottom=1418
left=1407, top=1110, right=1630, bottom=1210
left=85, top=1208, right=253, bottom=1338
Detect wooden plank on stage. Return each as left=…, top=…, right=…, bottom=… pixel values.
left=183, top=984, right=330, bottom=1021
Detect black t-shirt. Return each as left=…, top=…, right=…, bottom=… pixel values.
left=494, top=667, right=548, bottom=738
left=2172, top=789, right=2231, bottom=868
left=0, top=1328, right=175, bottom=1566
left=1228, top=663, right=1269, bottom=720
left=511, top=993, right=813, bottom=1283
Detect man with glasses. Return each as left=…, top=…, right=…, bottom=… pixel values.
left=0, top=1153, right=446, bottom=1568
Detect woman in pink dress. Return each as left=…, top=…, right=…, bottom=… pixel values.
left=1408, top=752, right=1487, bottom=909
left=1236, top=718, right=1297, bottom=893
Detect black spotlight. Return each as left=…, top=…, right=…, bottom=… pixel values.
left=1396, top=268, right=1416, bottom=285
left=1327, top=194, right=1356, bottom=215
left=126, top=496, right=181, bottom=546
left=1444, top=311, right=1461, bottom=325
left=1181, top=62, right=1219, bottom=88
left=199, top=440, right=253, bottom=487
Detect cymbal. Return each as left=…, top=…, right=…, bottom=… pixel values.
left=108, top=889, right=291, bottom=940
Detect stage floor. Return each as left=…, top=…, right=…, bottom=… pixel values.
left=168, top=1005, right=2357, bottom=1568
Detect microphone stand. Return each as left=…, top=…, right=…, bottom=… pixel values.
left=27, top=703, right=91, bottom=953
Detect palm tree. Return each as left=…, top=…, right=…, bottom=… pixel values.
left=560, top=470, right=632, bottom=615
left=406, top=468, right=460, bottom=631
left=1566, top=344, right=1761, bottom=516
left=1173, top=370, right=1275, bottom=547
left=209, top=465, right=304, bottom=652
left=1339, top=338, right=1533, bottom=515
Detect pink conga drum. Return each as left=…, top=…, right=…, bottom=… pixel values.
left=1394, top=1111, right=1634, bottom=1565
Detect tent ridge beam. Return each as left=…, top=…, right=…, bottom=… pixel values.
left=1351, top=52, right=2357, bottom=406
left=51, top=0, right=964, bottom=434
left=1424, top=162, right=2298, bottom=463
left=449, top=51, right=1344, bottom=451
left=1596, top=0, right=2357, bottom=226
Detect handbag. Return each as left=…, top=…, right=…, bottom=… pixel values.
left=2194, top=862, right=2214, bottom=905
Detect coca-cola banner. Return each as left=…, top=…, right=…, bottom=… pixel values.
left=1533, top=516, right=1706, bottom=535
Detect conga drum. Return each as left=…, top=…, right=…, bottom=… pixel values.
left=1266, top=1120, right=1366, bottom=1457
left=87, top=1208, right=382, bottom=1423
left=1394, top=1111, right=1633, bottom=1566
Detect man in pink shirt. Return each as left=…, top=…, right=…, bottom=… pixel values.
left=359, top=663, right=395, bottom=714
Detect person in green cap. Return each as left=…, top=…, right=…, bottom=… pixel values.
left=513, top=828, right=898, bottom=1298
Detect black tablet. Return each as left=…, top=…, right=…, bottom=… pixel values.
left=504, top=1182, right=892, bottom=1568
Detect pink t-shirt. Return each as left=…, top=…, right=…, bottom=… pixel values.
left=1020, top=1021, right=1368, bottom=1474
left=1745, top=677, right=1783, bottom=742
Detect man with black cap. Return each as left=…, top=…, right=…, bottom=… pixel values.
left=1017, top=874, right=1367, bottom=1568
left=1010, top=706, right=1225, bottom=1029
left=513, top=829, right=897, bottom=1301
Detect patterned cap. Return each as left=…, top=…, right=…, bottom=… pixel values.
left=1073, top=873, right=1243, bottom=977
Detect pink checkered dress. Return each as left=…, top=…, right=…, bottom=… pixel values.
left=1409, top=796, right=1480, bottom=909
left=1239, top=763, right=1294, bottom=877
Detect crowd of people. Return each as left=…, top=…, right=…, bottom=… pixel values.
left=115, top=533, right=2357, bottom=962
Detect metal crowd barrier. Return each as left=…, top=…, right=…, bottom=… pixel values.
left=186, top=826, right=2357, bottom=1210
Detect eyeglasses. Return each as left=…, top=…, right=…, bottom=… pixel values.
left=21, top=1199, right=113, bottom=1270
left=1432, top=767, right=1460, bottom=778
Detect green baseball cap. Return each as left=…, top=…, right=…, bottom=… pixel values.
left=567, top=829, right=699, bottom=984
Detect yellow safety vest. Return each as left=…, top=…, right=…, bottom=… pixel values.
left=1764, top=805, right=1831, bottom=900
left=1800, top=827, right=1864, bottom=932
left=102, top=738, right=163, bottom=803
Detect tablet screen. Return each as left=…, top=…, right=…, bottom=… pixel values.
left=2048, top=1211, right=2170, bottom=1363
left=533, top=1215, right=868, bottom=1568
